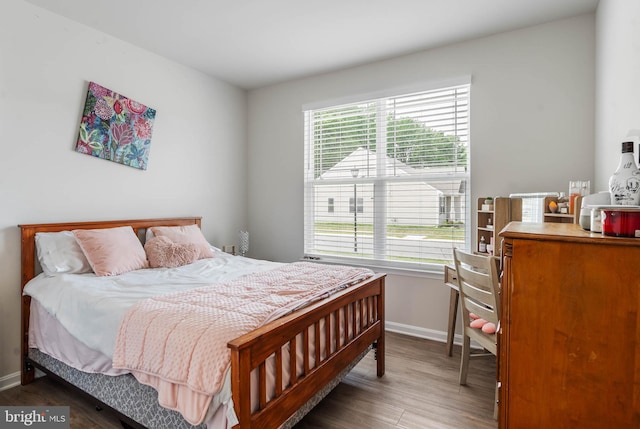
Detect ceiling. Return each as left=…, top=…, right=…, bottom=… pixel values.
left=24, top=0, right=599, bottom=89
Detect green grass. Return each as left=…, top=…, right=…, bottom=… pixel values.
left=314, top=222, right=465, bottom=240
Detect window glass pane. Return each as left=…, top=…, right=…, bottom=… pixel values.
left=311, top=182, right=374, bottom=257
left=385, top=180, right=465, bottom=264
left=304, top=83, right=470, bottom=269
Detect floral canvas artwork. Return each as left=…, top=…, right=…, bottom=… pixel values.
left=75, top=82, right=156, bottom=170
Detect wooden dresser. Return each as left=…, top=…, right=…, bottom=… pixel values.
left=499, top=222, right=640, bottom=428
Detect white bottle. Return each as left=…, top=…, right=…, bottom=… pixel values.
left=609, top=141, right=640, bottom=205
left=479, top=236, right=487, bottom=253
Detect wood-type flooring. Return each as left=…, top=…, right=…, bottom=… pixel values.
left=0, top=332, right=497, bottom=429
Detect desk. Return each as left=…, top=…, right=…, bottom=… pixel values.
left=443, top=264, right=459, bottom=356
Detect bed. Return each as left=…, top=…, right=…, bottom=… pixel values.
left=19, top=217, right=386, bottom=429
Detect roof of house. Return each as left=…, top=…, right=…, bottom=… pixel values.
left=318, top=147, right=466, bottom=196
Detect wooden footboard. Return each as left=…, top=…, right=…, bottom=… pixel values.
left=228, top=273, right=385, bottom=429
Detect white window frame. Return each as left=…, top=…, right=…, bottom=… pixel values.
left=303, top=78, right=471, bottom=274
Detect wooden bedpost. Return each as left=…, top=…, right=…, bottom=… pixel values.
left=376, top=277, right=385, bottom=377
left=20, top=225, right=36, bottom=384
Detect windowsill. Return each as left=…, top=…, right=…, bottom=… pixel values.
left=300, top=256, right=444, bottom=280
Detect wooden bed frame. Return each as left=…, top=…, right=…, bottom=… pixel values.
left=19, top=217, right=386, bottom=429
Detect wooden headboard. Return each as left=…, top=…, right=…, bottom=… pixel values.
left=18, top=216, right=202, bottom=384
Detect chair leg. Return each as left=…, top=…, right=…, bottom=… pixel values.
left=493, top=381, right=499, bottom=420
left=459, top=334, right=470, bottom=385
left=446, top=288, right=459, bottom=357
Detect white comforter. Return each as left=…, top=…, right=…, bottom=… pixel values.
left=23, top=249, right=282, bottom=358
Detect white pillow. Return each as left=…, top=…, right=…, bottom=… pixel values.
left=35, top=231, right=93, bottom=276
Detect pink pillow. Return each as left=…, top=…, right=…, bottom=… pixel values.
left=469, top=317, right=497, bottom=334
left=470, top=318, right=487, bottom=329
left=482, top=322, right=497, bottom=334
left=145, top=236, right=199, bottom=268
left=149, top=225, right=215, bottom=260
left=73, top=226, right=148, bottom=276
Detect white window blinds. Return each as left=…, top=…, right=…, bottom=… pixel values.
left=303, top=83, right=470, bottom=270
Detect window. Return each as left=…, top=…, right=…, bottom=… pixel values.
left=509, top=192, right=559, bottom=222
left=303, top=82, right=470, bottom=270
left=327, top=198, right=334, bottom=213
left=349, top=197, right=363, bottom=213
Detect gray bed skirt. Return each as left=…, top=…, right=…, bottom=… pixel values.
left=28, top=346, right=371, bottom=429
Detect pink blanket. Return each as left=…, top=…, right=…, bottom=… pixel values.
left=112, top=262, right=373, bottom=425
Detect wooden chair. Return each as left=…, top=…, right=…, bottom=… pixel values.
left=453, top=248, right=500, bottom=419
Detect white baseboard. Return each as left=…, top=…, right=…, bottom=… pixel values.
left=0, top=371, right=20, bottom=392
left=385, top=321, right=482, bottom=350
left=386, top=321, right=460, bottom=344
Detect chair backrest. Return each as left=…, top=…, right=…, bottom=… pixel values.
left=453, top=248, right=501, bottom=351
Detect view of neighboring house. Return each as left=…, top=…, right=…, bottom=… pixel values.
left=314, top=147, right=466, bottom=227
left=307, top=147, right=466, bottom=263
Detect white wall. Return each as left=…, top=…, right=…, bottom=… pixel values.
left=595, top=0, right=640, bottom=191
left=0, top=0, right=248, bottom=384
left=247, top=15, right=595, bottom=340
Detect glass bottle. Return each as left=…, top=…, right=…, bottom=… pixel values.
left=609, top=141, right=640, bottom=205
left=479, top=236, right=487, bottom=253
left=569, top=181, right=580, bottom=214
